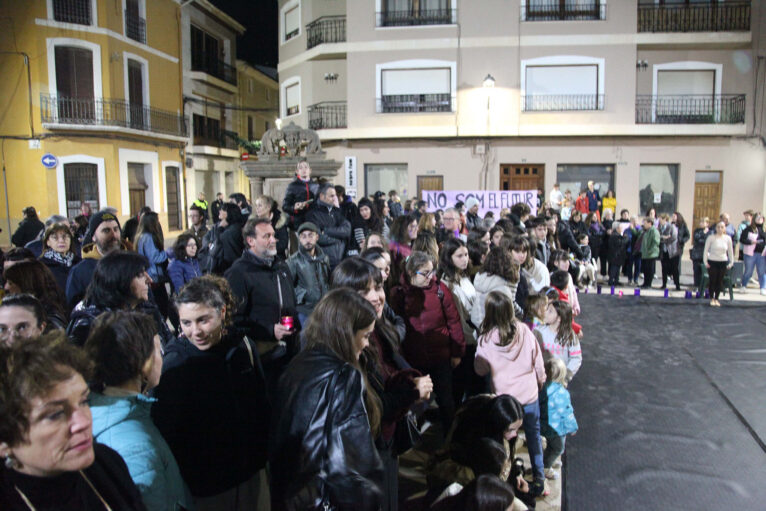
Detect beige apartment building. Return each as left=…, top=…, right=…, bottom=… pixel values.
left=277, top=0, right=766, bottom=226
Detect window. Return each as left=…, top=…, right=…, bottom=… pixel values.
left=247, top=116, right=254, bottom=140
left=124, top=0, right=146, bottom=44
left=283, top=3, right=300, bottom=42
left=378, top=0, right=455, bottom=26
left=648, top=61, right=724, bottom=123
left=376, top=60, right=456, bottom=113
left=555, top=164, right=614, bottom=203
left=523, top=0, right=605, bottom=21
left=126, top=58, right=147, bottom=128
left=193, top=114, right=221, bottom=145
left=64, top=162, right=99, bottom=218
left=282, top=79, right=301, bottom=117
left=54, top=46, right=95, bottom=120
left=524, top=64, right=602, bottom=111
left=365, top=164, right=408, bottom=200
left=248, top=79, right=254, bottom=94
left=52, top=0, right=92, bottom=25
left=191, top=25, right=220, bottom=74
left=639, top=164, right=678, bottom=216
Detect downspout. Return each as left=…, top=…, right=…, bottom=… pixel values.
left=177, top=3, right=189, bottom=230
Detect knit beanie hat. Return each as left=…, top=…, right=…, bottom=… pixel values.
left=83, top=210, right=121, bottom=246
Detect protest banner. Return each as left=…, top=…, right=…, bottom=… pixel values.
left=421, top=190, right=537, bottom=218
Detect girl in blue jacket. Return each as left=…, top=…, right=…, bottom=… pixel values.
left=168, top=232, right=202, bottom=294
left=540, top=357, right=578, bottom=480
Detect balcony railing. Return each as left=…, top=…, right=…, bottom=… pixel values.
left=40, top=93, right=188, bottom=137
left=521, top=94, right=605, bottom=112
left=635, top=95, right=746, bottom=124
left=308, top=101, right=347, bottom=129
left=125, top=11, right=147, bottom=44
left=53, top=0, right=92, bottom=25
left=193, top=129, right=240, bottom=150
left=377, top=94, right=454, bottom=113
left=191, top=55, right=237, bottom=86
left=376, top=8, right=456, bottom=27
left=306, top=16, right=346, bottom=49
left=522, top=1, right=606, bottom=21
left=637, top=1, right=750, bottom=32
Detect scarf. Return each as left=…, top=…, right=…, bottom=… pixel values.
left=41, top=249, right=75, bottom=268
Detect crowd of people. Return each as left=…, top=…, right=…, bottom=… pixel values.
left=0, top=160, right=762, bottom=511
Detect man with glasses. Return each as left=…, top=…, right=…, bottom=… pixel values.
left=437, top=208, right=465, bottom=246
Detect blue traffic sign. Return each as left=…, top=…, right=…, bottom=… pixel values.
left=41, top=153, right=58, bottom=168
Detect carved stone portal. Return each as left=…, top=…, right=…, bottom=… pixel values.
left=258, top=122, right=323, bottom=157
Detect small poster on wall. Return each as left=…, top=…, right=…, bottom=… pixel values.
left=345, top=156, right=357, bottom=198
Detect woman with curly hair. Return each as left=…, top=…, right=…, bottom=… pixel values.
left=471, top=246, right=522, bottom=327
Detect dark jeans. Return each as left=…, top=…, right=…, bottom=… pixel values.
left=522, top=400, right=545, bottom=483
left=608, top=261, right=621, bottom=285
left=378, top=441, right=398, bottom=511
left=642, top=257, right=657, bottom=287
left=661, top=252, right=681, bottom=289
left=452, top=344, right=487, bottom=403
left=424, top=362, right=456, bottom=435
left=544, top=435, right=566, bottom=469
left=708, top=260, right=728, bottom=300
left=631, top=253, right=642, bottom=282
left=692, top=259, right=703, bottom=288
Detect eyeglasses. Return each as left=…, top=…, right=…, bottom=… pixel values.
left=49, top=234, right=71, bottom=241
left=416, top=269, right=434, bottom=279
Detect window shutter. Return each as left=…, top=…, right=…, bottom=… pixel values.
left=381, top=68, right=451, bottom=95
left=525, top=65, right=597, bottom=95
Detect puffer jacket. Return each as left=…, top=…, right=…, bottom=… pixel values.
left=151, top=333, right=270, bottom=498
left=11, top=216, right=44, bottom=247
left=471, top=272, right=520, bottom=327
left=90, top=392, right=194, bottom=511
left=540, top=381, right=578, bottom=438
left=66, top=301, right=174, bottom=347
left=390, top=275, right=465, bottom=368
left=270, top=345, right=385, bottom=511
left=224, top=249, right=298, bottom=342
left=282, top=176, right=320, bottom=228
left=287, top=245, right=331, bottom=316
left=167, top=256, right=201, bottom=293
left=305, top=200, right=351, bottom=269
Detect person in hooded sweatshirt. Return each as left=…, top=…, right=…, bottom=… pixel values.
left=474, top=290, right=547, bottom=498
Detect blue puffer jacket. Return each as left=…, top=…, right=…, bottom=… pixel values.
left=540, top=381, right=578, bottom=438
left=90, top=392, right=195, bottom=511
left=168, top=257, right=201, bottom=293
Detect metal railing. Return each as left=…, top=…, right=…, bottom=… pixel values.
left=522, top=1, right=605, bottom=21
left=191, top=54, right=237, bottom=86
left=53, top=0, right=92, bottom=25
left=377, top=94, right=454, bottom=113
left=635, top=95, right=746, bottom=124
left=194, top=129, right=240, bottom=150
left=40, top=93, right=188, bottom=137
left=376, top=8, right=456, bottom=27
left=308, top=101, right=347, bottom=129
left=521, top=94, right=605, bottom=111
left=125, top=11, right=147, bottom=43
left=306, top=16, right=346, bottom=49
left=637, top=1, right=750, bottom=32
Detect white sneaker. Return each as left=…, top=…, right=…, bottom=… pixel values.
left=760, top=289, right=766, bottom=296
left=544, top=468, right=559, bottom=480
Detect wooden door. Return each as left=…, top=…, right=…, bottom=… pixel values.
left=165, top=166, right=181, bottom=230
left=693, top=171, right=722, bottom=228
left=500, top=164, right=544, bottom=191
left=416, top=175, right=444, bottom=201
left=129, top=189, right=146, bottom=217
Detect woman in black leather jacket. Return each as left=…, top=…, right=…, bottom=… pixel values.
left=270, top=288, right=385, bottom=511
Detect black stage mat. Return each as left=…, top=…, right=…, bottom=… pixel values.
left=565, top=295, right=766, bottom=511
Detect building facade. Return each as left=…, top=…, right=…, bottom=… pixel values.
left=278, top=0, right=766, bottom=228
left=0, top=0, right=188, bottom=244
left=181, top=0, right=246, bottom=210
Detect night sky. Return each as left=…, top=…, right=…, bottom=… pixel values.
left=208, top=0, right=278, bottom=68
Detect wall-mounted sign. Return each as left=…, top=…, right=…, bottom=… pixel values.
left=422, top=189, right=537, bottom=217
left=345, top=156, right=357, bottom=194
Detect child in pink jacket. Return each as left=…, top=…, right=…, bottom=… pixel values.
left=474, top=290, right=548, bottom=497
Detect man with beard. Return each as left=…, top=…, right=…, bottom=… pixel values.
left=286, top=222, right=330, bottom=326
left=225, top=218, right=299, bottom=357
left=65, top=210, right=129, bottom=308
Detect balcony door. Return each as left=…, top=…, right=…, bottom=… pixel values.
left=657, top=69, right=715, bottom=122
left=128, top=163, right=148, bottom=216
left=191, top=25, right=220, bottom=76
left=127, top=59, right=145, bottom=129
left=55, top=46, right=94, bottom=121
left=165, top=166, right=182, bottom=230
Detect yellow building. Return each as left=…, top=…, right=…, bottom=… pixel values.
left=236, top=60, right=279, bottom=198
left=0, top=0, right=187, bottom=246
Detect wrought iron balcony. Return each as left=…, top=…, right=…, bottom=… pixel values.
left=635, top=95, right=746, bottom=124
left=125, top=11, right=147, bottom=44
left=191, top=54, right=237, bottom=86
left=308, top=101, right=347, bottom=129
left=40, top=93, right=188, bottom=137
left=637, top=1, right=750, bottom=32
left=521, top=94, right=605, bottom=112
left=52, top=0, right=92, bottom=25
left=377, top=94, right=454, bottom=113
left=194, top=129, right=240, bottom=150
left=522, top=1, right=606, bottom=21
left=306, top=16, right=346, bottom=50
left=376, top=8, right=456, bottom=27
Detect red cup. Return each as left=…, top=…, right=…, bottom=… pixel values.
left=280, top=316, right=294, bottom=331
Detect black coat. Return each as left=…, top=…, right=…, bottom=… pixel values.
left=282, top=177, right=320, bottom=228
left=557, top=222, right=583, bottom=259
left=216, top=214, right=245, bottom=274
left=607, top=233, right=629, bottom=266
left=0, top=443, right=146, bottom=510
left=66, top=301, right=174, bottom=347
left=40, top=252, right=81, bottom=295
left=11, top=217, right=44, bottom=247
left=151, top=333, right=270, bottom=498
left=305, top=200, right=352, bottom=269
left=270, top=345, right=384, bottom=511
left=690, top=227, right=712, bottom=261
left=224, top=250, right=299, bottom=343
